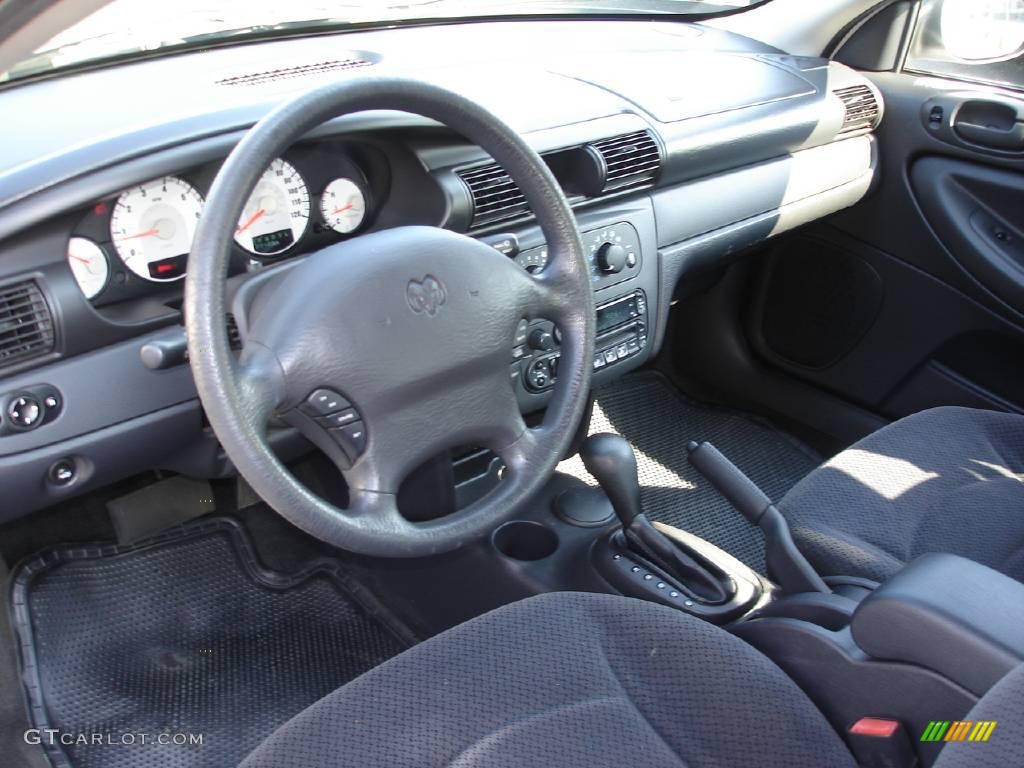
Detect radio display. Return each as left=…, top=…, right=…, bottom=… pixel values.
left=597, top=297, right=637, bottom=334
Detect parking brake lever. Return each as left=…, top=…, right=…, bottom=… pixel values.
left=687, top=441, right=830, bottom=595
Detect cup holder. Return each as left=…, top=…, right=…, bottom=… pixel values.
left=492, top=521, right=559, bottom=562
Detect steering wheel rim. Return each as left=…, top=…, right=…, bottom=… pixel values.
left=185, top=77, right=594, bottom=558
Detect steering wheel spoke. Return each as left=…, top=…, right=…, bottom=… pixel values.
left=235, top=346, right=285, bottom=429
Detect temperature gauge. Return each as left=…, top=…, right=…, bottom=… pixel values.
left=319, top=178, right=366, bottom=234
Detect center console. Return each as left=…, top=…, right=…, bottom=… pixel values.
left=731, top=554, right=1024, bottom=767
left=488, top=200, right=660, bottom=413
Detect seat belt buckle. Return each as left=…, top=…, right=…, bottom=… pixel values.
left=847, top=717, right=916, bottom=767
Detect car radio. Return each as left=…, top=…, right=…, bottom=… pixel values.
left=515, top=290, right=648, bottom=393
left=593, top=290, right=648, bottom=371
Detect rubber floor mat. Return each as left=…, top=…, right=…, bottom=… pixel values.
left=560, top=373, right=820, bottom=574
left=10, top=517, right=407, bottom=768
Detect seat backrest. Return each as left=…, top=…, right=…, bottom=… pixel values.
left=932, top=662, right=1024, bottom=768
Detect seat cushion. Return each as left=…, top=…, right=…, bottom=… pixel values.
left=934, top=661, right=1024, bottom=768
left=241, top=592, right=854, bottom=768
left=779, top=407, right=1024, bottom=583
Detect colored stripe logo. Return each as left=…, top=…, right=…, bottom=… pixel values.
left=921, top=721, right=997, bottom=742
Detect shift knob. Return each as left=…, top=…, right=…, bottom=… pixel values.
left=580, top=433, right=642, bottom=526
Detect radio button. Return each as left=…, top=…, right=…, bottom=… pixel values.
left=627, top=338, right=641, bottom=354
left=604, top=349, right=618, bottom=364
left=301, top=389, right=350, bottom=417
left=317, top=408, right=359, bottom=428
left=330, top=421, right=367, bottom=461
left=616, top=343, right=630, bottom=359
left=594, top=355, right=606, bottom=370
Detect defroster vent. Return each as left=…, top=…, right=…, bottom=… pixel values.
left=0, top=281, right=55, bottom=369
left=835, top=85, right=881, bottom=134
left=215, top=57, right=373, bottom=87
left=590, top=130, right=661, bottom=193
left=457, top=163, right=530, bottom=229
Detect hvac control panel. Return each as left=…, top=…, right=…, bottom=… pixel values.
left=490, top=221, right=642, bottom=290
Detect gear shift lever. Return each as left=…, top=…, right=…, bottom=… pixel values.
left=581, top=434, right=730, bottom=604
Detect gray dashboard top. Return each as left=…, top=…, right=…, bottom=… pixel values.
left=0, top=19, right=786, bottom=210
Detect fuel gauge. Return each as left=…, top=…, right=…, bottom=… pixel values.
left=67, top=237, right=110, bottom=300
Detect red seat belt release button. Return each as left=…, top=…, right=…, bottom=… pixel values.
left=847, top=718, right=916, bottom=767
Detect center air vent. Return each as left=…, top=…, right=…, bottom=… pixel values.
left=215, top=57, right=373, bottom=86
left=226, top=313, right=242, bottom=350
left=0, top=281, right=55, bottom=369
left=834, top=85, right=881, bottom=133
left=590, top=130, right=662, bottom=193
left=457, top=163, right=530, bottom=229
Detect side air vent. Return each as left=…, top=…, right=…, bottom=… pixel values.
left=215, top=57, right=373, bottom=87
left=0, top=281, right=55, bottom=369
left=457, top=163, right=530, bottom=229
left=835, top=85, right=881, bottom=133
left=590, top=130, right=662, bottom=193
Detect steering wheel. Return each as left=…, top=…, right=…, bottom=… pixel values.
left=185, top=78, right=594, bottom=558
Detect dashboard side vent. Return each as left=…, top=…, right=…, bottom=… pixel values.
left=0, top=281, right=55, bottom=369
left=590, top=130, right=662, bottom=193
left=457, top=163, right=530, bottom=228
left=215, top=57, right=372, bottom=86
left=835, top=85, right=880, bottom=133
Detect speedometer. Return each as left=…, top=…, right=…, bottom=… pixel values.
left=234, top=158, right=309, bottom=256
left=110, top=176, right=203, bottom=282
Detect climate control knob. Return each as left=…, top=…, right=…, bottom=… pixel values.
left=596, top=242, right=627, bottom=274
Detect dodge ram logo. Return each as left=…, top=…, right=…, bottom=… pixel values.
left=406, top=275, right=447, bottom=317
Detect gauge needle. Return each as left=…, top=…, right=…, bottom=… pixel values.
left=68, top=254, right=91, bottom=265
left=332, top=204, right=354, bottom=215
left=117, top=228, right=160, bottom=241
left=236, top=208, right=266, bottom=234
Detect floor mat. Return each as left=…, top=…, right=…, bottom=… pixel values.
left=559, top=373, right=820, bottom=574
left=10, top=517, right=407, bottom=768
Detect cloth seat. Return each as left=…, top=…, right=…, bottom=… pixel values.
left=778, top=406, right=1024, bottom=583
left=240, top=591, right=1022, bottom=768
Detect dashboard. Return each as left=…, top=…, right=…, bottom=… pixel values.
left=0, top=19, right=882, bottom=522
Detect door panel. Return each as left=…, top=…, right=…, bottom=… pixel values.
left=732, top=5, right=1024, bottom=440
left=911, top=156, right=1024, bottom=314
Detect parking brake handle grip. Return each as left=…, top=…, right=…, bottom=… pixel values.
left=687, top=441, right=830, bottom=595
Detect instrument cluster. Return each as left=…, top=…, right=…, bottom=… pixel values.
left=66, top=143, right=378, bottom=305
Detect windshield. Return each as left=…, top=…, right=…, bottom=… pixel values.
left=3, top=0, right=763, bottom=83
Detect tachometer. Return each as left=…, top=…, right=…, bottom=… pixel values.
left=110, top=176, right=203, bottom=282
left=67, top=237, right=110, bottom=299
left=234, top=158, right=309, bottom=256
left=319, top=177, right=366, bottom=234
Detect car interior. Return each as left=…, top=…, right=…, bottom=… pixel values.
left=0, top=0, right=1023, bottom=766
